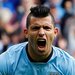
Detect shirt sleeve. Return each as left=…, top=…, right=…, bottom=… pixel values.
left=0, top=52, right=9, bottom=75
left=66, top=57, right=75, bottom=75
left=70, top=59, right=75, bottom=75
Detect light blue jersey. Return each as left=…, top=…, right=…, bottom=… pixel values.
left=0, top=42, right=75, bottom=75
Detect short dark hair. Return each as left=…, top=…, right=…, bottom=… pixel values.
left=26, top=5, right=55, bottom=29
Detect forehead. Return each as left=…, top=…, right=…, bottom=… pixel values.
left=30, top=16, right=53, bottom=25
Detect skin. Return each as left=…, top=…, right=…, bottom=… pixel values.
left=24, top=15, right=58, bottom=62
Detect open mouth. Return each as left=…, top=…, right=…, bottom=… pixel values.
left=37, top=38, right=46, bottom=48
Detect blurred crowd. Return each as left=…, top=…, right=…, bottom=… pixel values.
left=0, top=0, right=75, bottom=57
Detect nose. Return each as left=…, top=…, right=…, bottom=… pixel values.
left=38, top=28, right=45, bottom=37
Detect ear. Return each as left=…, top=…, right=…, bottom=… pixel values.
left=54, top=27, right=58, bottom=37
left=24, top=28, right=28, bottom=38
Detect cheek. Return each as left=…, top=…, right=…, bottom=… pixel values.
left=28, top=32, right=37, bottom=42
left=28, top=32, right=37, bottom=48
left=47, top=32, right=55, bottom=43
left=50, top=35, right=54, bottom=43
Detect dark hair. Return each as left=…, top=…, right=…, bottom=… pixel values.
left=26, top=5, right=55, bottom=29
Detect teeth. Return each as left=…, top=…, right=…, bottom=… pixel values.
left=38, top=39, right=45, bottom=41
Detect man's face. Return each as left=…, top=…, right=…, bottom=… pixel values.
left=27, top=15, right=58, bottom=56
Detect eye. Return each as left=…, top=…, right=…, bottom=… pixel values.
left=43, top=26, right=51, bottom=30
left=31, top=26, right=40, bottom=31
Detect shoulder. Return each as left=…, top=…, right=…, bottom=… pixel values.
left=7, top=42, right=28, bottom=52
left=52, top=46, right=75, bottom=74
left=53, top=46, right=74, bottom=59
left=2, top=42, right=28, bottom=59
left=0, top=42, right=28, bottom=74
left=0, top=42, right=28, bottom=61
left=52, top=46, right=75, bottom=63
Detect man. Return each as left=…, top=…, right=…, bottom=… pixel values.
left=0, top=5, right=75, bottom=75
